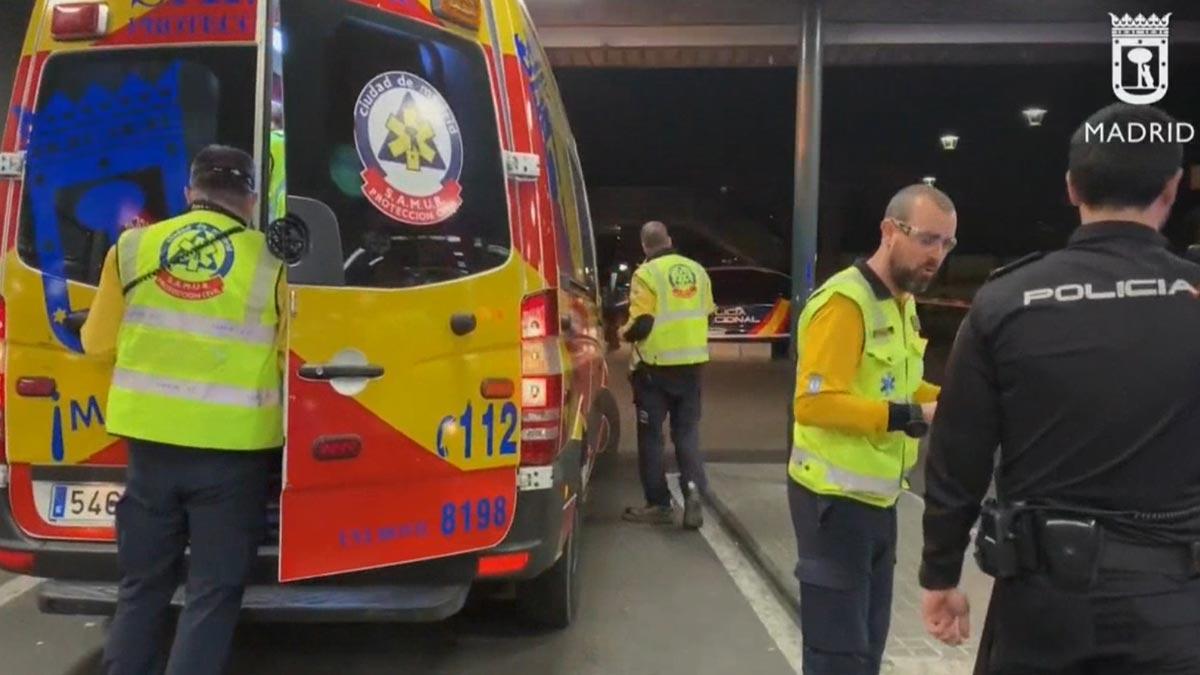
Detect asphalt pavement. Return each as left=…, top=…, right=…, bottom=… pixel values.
left=0, top=457, right=797, bottom=675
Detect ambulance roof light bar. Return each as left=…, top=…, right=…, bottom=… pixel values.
left=51, top=2, right=110, bottom=42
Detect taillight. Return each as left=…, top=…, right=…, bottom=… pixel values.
left=51, top=2, right=110, bottom=41
left=520, top=291, right=564, bottom=467
left=312, top=435, right=362, bottom=462
left=476, top=552, right=530, bottom=578
left=521, top=291, right=556, bottom=340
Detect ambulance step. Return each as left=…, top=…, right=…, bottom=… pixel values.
left=38, top=579, right=472, bottom=623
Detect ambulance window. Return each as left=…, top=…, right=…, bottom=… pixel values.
left=568, top=143, right=599, bottom=292
left=281, top=5, right=510, bottom=288
left=16, top=48, right=257, bottom=285
left=515, top=6, right=591, bottom=294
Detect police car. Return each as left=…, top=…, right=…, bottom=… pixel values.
left=706, top=266, right=791, bottom=356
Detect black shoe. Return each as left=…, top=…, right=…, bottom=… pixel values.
left=623, top=504, right=675, bottom=525
left=682, top=482, right=703, bottom=530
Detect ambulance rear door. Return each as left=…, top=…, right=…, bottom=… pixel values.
left=277, top=0, right=524, bottom=582
left=1, top=0, right=265, bottom=542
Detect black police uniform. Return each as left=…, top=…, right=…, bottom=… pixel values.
left=920, top=221, right=1200, bottom=674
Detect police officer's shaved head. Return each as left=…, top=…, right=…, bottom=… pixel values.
left=1068, top=103, right=1184, bottom=215
left=885, top=184, right=956, bottom=222
left=641, top=221, right=673, bottom=256
left=187, top=145, right=258, bottom=222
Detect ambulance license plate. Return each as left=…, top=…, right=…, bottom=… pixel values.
left=49, top=484, right=123, bottom=524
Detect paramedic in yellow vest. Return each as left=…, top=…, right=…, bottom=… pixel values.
left=81, top=145, right=285, bottom=675
left=790, top=184, right=955, bottom=675
left=621, top=221, right=715, bottom=530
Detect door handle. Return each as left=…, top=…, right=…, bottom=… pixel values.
left=297, top=364, right=385, bottom=381
left=450, top=313, right=477, bottom=336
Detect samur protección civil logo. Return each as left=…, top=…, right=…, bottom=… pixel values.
left=156, top=222, right=235, bottom=301
left=354, top=71, right=464, bottom=226
left=668, top=264, right=699, bottom=299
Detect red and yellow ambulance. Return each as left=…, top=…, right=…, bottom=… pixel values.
left=0, top=0, right=618, bottom=628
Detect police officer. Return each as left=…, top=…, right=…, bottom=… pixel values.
left=621, top=221, right=715, bottom=529
left=82, top=145, right=285, bottom=675
left=790, top=184, right=955, bottom=674
left=920, top=103, right=1200, bottom=673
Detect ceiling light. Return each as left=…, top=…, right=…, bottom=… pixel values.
left=1023, top=107, right=1047, bottom=127
left=940, top=134, right=959, bottom=151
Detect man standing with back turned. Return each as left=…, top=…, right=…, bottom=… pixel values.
left=921, top=103, right=1200, bottom=673
left=83, top=145, right=286, bottom=675
left=790, top=184, right=956, bottom=674
left=621, top=221, right=715, bottom=530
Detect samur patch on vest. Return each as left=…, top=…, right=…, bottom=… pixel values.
left=156, top=223, right=235, bottom=301
left=667, top=264, right=699, bottom=299
left=354, top=71, right=464, bottom=226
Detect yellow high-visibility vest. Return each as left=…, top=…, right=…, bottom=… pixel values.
left=633, top=254, right=713, bottom=366
left=789, top=266, right=926, bottom=508
left=106, top=208, right=284, bottom=451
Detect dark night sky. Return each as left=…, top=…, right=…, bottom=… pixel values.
left=559, top=56, right=1200, bottom=264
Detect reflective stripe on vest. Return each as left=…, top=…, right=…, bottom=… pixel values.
left=122, top=306, right=276, bottom=345
left=651, top=346, right=711, bottom=363
left=113, top=368, right=281, bottom=408
left=789, top=445, right=901, bottom=501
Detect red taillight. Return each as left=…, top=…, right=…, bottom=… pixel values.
left=312, top=435, right=362, bottom=462
left=51, top=2, right=110, bottom=41
left=521, top=291, right=558, bottom=339
left=476, top=552, right=530, bottom=578
left=0, top=549, right=34, bottom=575
left=520, top=292, right=565, bottom=467
left=480, top=378, right=515, bottom=400
left=16, top=377, right=56, bottom=399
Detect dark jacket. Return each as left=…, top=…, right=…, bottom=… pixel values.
left=920, top=221, right=1200, bottom=589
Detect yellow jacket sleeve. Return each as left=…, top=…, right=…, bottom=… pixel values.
left=793, top=293, right=890, bottom=437
left=621, top=274, right=656, bottom=333
left=704, top=268, right=716, bottom=315
left=81, top=247, right=124, bottom=358
left=915, top=381, right=941, bottom=404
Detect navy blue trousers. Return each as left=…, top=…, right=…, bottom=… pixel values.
left=788, top=480, right=896, bottom=675
left=103, top=439, right=274, bottom=675
left=632, top=364, right=709, bottom=507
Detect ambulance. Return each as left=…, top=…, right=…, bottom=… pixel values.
left=0, top=0, right=619, bottom=628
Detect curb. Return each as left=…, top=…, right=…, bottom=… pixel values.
left=703, top=487, right=802, bottom=628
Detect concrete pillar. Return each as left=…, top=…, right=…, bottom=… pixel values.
left=790, top=0, right=822, bottom=334
left=787, top=0, right=822, bottom=452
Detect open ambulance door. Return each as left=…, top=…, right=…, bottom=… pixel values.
left=275, top=0, right=524, bottom=582
left=3, top=0, right=267, bottom=541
